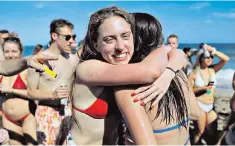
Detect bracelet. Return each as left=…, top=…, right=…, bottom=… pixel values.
left=166, top=67, right=179, bottom=75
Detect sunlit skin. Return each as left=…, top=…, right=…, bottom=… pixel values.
left=71, top=16, right=135, bottom=145
left=54, top=26, right=75, bottom=53
left=201, top=56, right=213, bottom=67
left=1, top=41, right=37, bottom=145
left=167, top=37, right=178, bottom=49
left=96, top=16, right=134, bottom=65
left=3, top=42, right=21, bottom=60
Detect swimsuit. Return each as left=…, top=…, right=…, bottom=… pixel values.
left=194, top=68, right=216, bottom=113
left=0, top=75, right=30, bottom=125
left=153, top=117, right=191, bottom=145
left=73, top=98, right=108, bottom=119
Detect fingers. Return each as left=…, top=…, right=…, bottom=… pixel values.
left=55, top=87, right=70, bottom=99
left=141, top=89, right=163, bottom=104
left=27, top=54, right=59, bottom=71
left=151, top=92, right=165, bottom=108
left=28, top=58, right=45, bottom=71
left=132, top=85, right=151, bottom=96
left=37, top=54, right=59, bottom=63
left=133, top=86, right=158, bottom=102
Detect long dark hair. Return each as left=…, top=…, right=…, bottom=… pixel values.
left=132, top=12, right=189, bottom=127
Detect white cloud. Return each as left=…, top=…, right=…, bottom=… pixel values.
left=212, top=12, right=235, bottom=19
left=189, top=2, right=210, bottom=10
left=33, top=3, right=45, bottom=9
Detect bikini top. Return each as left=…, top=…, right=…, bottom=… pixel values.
left=153, top=117, right=190, bottom=134
left=153, top=117, right=191, bottom=145
left=73, top=98, right=108, bottom=119
left=73, top=87, right=119, bottom=119
left=0, top=74, right=27, bottom=89
left=194, top=68, right=216, bottom=88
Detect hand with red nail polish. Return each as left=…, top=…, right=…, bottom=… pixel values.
left=133, top=98, right=139, bottom=102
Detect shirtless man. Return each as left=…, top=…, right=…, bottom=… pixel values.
left=27, top=19, right=79, bottom=145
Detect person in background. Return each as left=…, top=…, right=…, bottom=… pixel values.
left=188, top=43, right=230, bottom=144
left=0, top=36, right=37, bottom=145
left=167, top=34, right=179, bottom=49
left=0, top=30, right=9, bottom=61
left=183, top=47, right=198, bottom=75
left=33, top=44, right=44, bottom=55
left=27, top=19, right=78, bottom=145
left=216, top=72, right=235, bottom=145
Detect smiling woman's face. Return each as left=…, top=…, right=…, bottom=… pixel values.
left=3, top=42, right=21, bottom=60
left=95, top=16, right=134, bottom=65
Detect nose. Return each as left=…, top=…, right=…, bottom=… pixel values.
left=68, top=37, right=75, bottom=43
left=8, top=52, right=13, bottom=58
left=115, top=39, right=125, bottom=52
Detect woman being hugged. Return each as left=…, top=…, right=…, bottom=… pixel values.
left=115, top=12, right=202, bottom=145
left=188, top=43, right=229, bottom=144
left=0, top=36, right=37, bottom=145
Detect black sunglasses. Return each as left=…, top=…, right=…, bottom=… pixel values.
left=4, top=37, right=20, bottom=43
left=205, top=55, right=214, bottom=59
left=56, top=33, right=76, bottom=41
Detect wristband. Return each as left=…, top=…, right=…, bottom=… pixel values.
left=166, top=67, right=179, bottom=76
left=211, top=47, right=217, bottom=55
left=44, top=66, right=57, bottom=78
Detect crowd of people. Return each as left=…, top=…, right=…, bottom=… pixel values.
left=0, top=6, right=233, bottom=146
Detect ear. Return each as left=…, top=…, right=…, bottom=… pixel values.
left=51, top=32, right=58, bottom=41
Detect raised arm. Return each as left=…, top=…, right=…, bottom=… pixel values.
left=0, top=56, right=29, bottom=76
left=205, top=45, right=230, bottom=73
left=114, top=87, right=157, bottom=145
left=77, top=45, right=186, bottom=86
left=0, top=53, right=59, bottom=76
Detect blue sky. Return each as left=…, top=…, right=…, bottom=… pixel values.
left=0, top=1, right=234, bottom=45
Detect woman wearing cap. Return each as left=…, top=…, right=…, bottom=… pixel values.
left=188, top=44, right=229, bottom=144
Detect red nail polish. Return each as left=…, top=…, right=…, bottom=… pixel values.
left=140, top=101, right=145, bottom=106
left=133, top=98, right=139, bottom=102
left=131, top=92, right=136, bottom=96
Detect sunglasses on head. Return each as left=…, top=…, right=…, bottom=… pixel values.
left=56, top=33, right=76, bottom=41
left=4, top=37, right=20, bottom=43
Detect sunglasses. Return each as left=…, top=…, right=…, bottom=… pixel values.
left=56, top=33, right=76, bottom=41
left=4, top=37, right=20, bottom=43
left=205, top=55, right=214, bottom=59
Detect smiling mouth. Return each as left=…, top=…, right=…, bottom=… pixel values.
left=113, top=52, right=127, bottom=58
left=112, top=52, right=129, bottom=62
